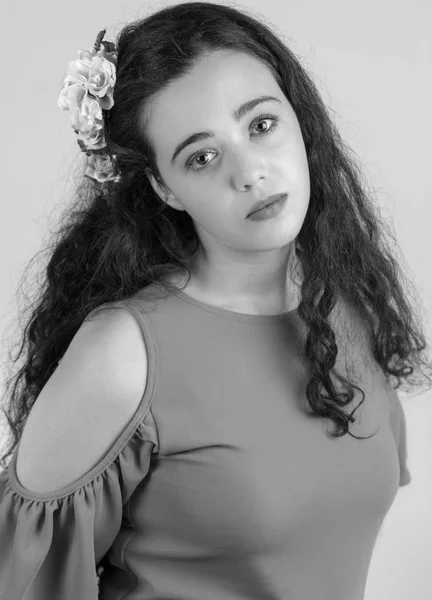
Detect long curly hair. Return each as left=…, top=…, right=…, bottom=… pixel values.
left=1, top=0, right=431, bottom=471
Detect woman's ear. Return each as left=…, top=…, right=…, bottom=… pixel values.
left=145, top=168, right=167, bottom=202
left=144, top=168, right=186, bottom=212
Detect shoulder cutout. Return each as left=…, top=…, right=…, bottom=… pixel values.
left=15, top=305, right=149, bottom=495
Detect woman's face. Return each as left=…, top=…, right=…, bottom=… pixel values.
left=142, top=50, right=310, bottom=290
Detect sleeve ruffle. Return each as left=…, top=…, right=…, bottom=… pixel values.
left=0, top=408, right=159, bottom=600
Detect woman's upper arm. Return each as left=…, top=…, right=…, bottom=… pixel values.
left=15, top=306, right=148, bottom=495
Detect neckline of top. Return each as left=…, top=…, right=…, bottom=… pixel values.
left=174, top=288, right=299, bottom=324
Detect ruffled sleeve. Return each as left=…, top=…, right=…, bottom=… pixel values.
left=0, top=407, right=159, bottom=600
left=388, top=385, right=412, bottom=487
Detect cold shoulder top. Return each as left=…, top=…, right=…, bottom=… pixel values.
left=0, top=284, right=411, bottom=599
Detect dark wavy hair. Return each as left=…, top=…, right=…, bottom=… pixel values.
left=1, top=0, right=431, bottom=471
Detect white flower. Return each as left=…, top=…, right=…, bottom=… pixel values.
left=58, top=40, right=119, bottom=171
left=59, top=86, right=106, bottom=150
left=74, top=94, right=106, bottom=150
left=60, top=48, right=116, bottom=110
left=84, top=153, right=119, bottom=183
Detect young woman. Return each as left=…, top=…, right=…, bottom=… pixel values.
left=0, top=2, right=430, bottom=599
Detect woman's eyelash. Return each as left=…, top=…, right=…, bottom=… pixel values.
left=185, top=113, right=280, bottom=172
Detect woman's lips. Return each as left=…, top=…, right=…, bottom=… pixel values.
left=247, top=193, right=287, bottom=217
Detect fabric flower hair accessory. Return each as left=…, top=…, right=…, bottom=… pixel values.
left=58, top=29, right=120, bottom=183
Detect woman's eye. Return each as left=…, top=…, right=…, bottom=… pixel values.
left=186, top=113, right=280, bottom=172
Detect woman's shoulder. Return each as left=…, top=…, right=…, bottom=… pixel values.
left=14, top=304, right=149, bottom=495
